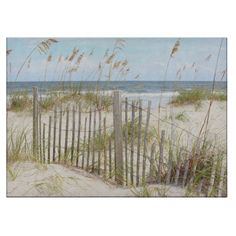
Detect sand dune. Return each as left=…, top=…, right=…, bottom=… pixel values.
left=7, top=161, right=185, bottom=197
left=7, top=101, right=226, bottom=197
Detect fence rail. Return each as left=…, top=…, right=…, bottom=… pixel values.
left=31, top=87, right=226, bottom=196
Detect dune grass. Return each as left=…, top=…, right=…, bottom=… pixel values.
left=175, top=111, right=189, bottom=122
left=7, top=128, right=32, bottom=163
left=170, top=89, right=226, bottom=107
left=8, top=86, right=113, bottom=113
left=8, top=91, right=32, bottom=112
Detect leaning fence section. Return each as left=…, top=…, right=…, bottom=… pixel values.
left=32, top=87, right=226, bottom=197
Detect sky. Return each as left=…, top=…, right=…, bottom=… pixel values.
left=6, top=38, right=227, bottom=82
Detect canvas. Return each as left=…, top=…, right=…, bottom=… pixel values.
left=6, top=38, right=227, bottom=197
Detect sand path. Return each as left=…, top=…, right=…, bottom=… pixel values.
left=7, top=161, right=185, bottom=197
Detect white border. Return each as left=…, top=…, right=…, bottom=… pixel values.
left=0, top=1, right=235, bottom=236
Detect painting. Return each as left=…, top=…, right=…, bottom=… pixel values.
left=6, top=38, right=227, bottom=197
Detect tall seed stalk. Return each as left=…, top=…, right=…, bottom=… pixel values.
left=158, top=39, right=180, bottom=139
left=198, top=38, right=225, bottom=145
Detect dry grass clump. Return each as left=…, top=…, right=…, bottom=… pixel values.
left=7, top=127, right=32, bottom=163
left=8, top=91, right=32, bottom=112
left=122, top=118, right=155, bottom=145
left=170, top=89, right=226, bottom=107
left=39, top=95, right=57, bottom=111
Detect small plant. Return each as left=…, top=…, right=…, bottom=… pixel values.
left=40, top=95, right=57, bottom=111
left=7, top=164, right=21, bottom=181
left=9, top=91, right=32, bottom=112
left=175, top=111, right=189, bottom=122
left=7, top=128, right=31, bottom=163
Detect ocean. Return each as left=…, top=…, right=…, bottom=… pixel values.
left=7, top=81, right=227, bottom=107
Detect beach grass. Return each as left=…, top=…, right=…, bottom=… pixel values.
left=7, top=128, right=31, bottom=163
left=170, top=88, right=226, bottom=106
left=8, top=91, right=32, bottom=112
left=175, top=111, right=189, bottom=122
left=8, top=85, right=113, bottom=112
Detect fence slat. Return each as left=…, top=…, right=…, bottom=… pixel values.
left=58, top=105, right=62, bottom=163
left=174, top=148, right=182, bottom=186
left=43, top=123, right=46, bottom=163
left=48, top=116, right=52, bottom=164
left=103, top=117, right=107, bottom=178
left=32, top=87, right=38, bottom=157
left=166, top=146, right=173, bottom=185
left=76, top=103, right=81, bottom=167
left=189, top=141, right=200, bottom=185
left=86, top=107, right=92, bottom=170
left=39, top=111, right=42, bottom=162
left=98, top=98, right=102, bottom=175
left=109, top=137, right=112, bottom=179
left=52, top=107, right=57, bottom=162
left=207, top=157, right=217, bottom=196
left=92, top=110, right=96, bottom=172
left=197, top=179, right=204, bottom=196
left=130, top=100, right=135, bottom=185
left=64, top=106, right=70, bottom=163
left=182, top=158, right=190, bottom=187
left=149, top=142, right=156, bottom=180
left=125, top=97, right=128, bottom=185
left=71, top=106, right=76, bottom=165
left=136, top=99, right=142, bottom=186
left=82, top=117, right=87, bottom=169
left=157, top=130, right=165, bottom=184
left=218, top=159, right=226, bottom=197
left=113, top=91, right=123, bottom=184
left=142, top=100, right=151, bottom=185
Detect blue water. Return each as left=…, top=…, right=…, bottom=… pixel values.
left=7, top=81, right=226, bottom=94
left=7, top=81, right=227, bottom=108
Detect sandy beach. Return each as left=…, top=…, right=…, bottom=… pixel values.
left=7, top=99, right=226, bottom=197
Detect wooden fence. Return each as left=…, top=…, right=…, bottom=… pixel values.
left=32, top=87, right=226, bottom=196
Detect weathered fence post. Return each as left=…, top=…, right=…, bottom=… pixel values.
left=98, top=98, right=102, bottom=175
left=157, top=130, right=165, bottom=183
left=71, top=106, right=76, bottom=165
left=87, top=107, right=92, bottom=170
left=64, top=106, right=69, bottom=163
left=52, top=107, right=57, bottom=162
left=125, top=97, right=128, bottom=185
left=92, top=109, right=96, bottom=172
left=142, top=100, right=151, bottom=185
left=39, top=111, right=42, bottom=162
left=82, top=117, right=87, bottom=169
left=218, top=159, right=226, bottom=197
left=103, top=117, right=107, bottom=178
left=207, top=156, right=217, bottom=196
left=149, top=142, right=157, bottom=181
left=113, top=91, right=124, bottom=185
left=32, top=87, right=38, bottom=157
left=48, top=116, right=52, bottom=164
left=76, top=103, right=81, bottom=167
left=58, top=105, right=62, bottom=163
left=130, top=101, right=135, bottom=185
left=43, top=123, right=46, bottom=163
left=174, top=148, right=183, bottom=186
left=136, top=99, right=142, bottom=186
left=109, top=137, right=112, bottom=179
